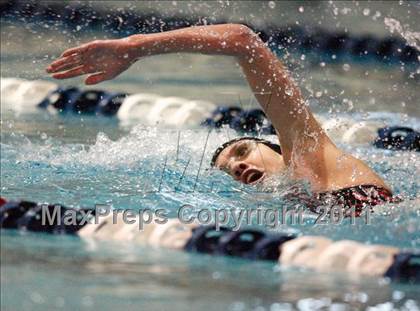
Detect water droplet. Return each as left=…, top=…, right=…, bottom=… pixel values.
left=298, top=6, right=304, bottom=13
left=285, top=87, right=294, bottom=96
left=341, top=8, right=351, bottom=15
left=268, top=1, right=276, bottom=9
left=372, top=11, right=381, bottom=21
left=363, top=8, right=370, bottom=16
left=342, top=63, right=350, bottom=71
left=392, top=290, right=405, bottom=301
left=212, top=271, right=221, bottom=279
left=82, top=296, right=93, bottom=307
left=30, top=292, right=45, bottom=304
left=320, top=62, right=326, bottom=67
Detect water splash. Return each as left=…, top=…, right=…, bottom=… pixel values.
left=384, top=17, right=420, bottom=51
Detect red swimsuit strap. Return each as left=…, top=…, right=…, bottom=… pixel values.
left=313, top=185, right=400, bottom=217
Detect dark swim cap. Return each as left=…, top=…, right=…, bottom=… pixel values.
left=210, top=137, right=282, bottom=167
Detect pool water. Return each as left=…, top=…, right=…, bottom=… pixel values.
left=1, top=2, right=420, bottom=310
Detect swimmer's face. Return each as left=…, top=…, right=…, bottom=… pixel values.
left=214, top=140, right=286, bottom=184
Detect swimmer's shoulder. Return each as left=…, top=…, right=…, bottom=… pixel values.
left=318, top=147, right=392, bottom=193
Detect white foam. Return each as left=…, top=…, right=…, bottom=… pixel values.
left=321, top=116, right=355, bottom=141
left=384, top=17, right=420, bottom=51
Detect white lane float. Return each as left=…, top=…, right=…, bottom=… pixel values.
left=341, top=121, right=384, bottom=144
left=320, top=116, right=386, bottom=144
left=116, top=93, right=162, bottom=123
left=1, top=77, right=57, bottom=112
left=147, top=96, right=195, bottom=125
left=116, top=94, right=216, bottom=127
left=145, top=97, right=215, bottom=127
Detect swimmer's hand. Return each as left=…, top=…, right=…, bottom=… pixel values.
left=46, top=38, right=139, bottom=85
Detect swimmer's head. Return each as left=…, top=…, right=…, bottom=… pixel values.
left=210, top=137, right=285, bottom=185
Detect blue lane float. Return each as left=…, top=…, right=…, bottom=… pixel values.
left=1, top=1, right=418, bottom=65
left=38, top=87, right=82, bottom=111
left=37, top=87, right=128, bottom=116
left=229, top=109, right=275, bottom=135
left=0, top=200, right=93, bottom=234
left=385, top=253, right=420, bottom=283
left=184, top=225, right=232, bottom=254
left=97, top=92, right=128, bottom=116
left=215, top=228, right=267, bottom=258
left=202, top=107, right=275, bottom=135
left=249, top=234, right=295, bottom=261
left=202, top=106, right=243, bottom=129
left=374, top=127, right=420, bottom=152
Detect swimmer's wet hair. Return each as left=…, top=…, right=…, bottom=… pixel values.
left=210, top=137, right=282, bottom=167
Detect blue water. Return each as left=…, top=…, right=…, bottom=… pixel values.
left=1, top=1, right=420, bottom=310
left=1, top=109, right=419, bottom=310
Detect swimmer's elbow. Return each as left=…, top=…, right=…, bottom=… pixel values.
left=231, top=24, right=254, bottom=36
left=227, top=24, right=264, bottom=57
left=230, top=24, right=258, bottom=42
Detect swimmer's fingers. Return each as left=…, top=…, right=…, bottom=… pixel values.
left=46, top=54, right=82, bottom=73
left=60, top=45, right=86, bottom=58
left=85, top=71, right=117, bottom=85
left=60, top=40, right=104, bottom=58
left=51, top=65, right=93, bottom=80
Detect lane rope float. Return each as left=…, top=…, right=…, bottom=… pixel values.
left=0, top=197, right=419, bottom=283
left=2, top=77, right=419, bottom=151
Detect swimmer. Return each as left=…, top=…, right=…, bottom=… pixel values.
left=46, top=24, right=396, bottom=210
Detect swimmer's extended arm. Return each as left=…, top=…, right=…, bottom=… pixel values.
left=47, top=24, right=388, bottom=190
left=47, top=24, right=324, bottom=162
left=133, top=24, right=328, bottom=164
